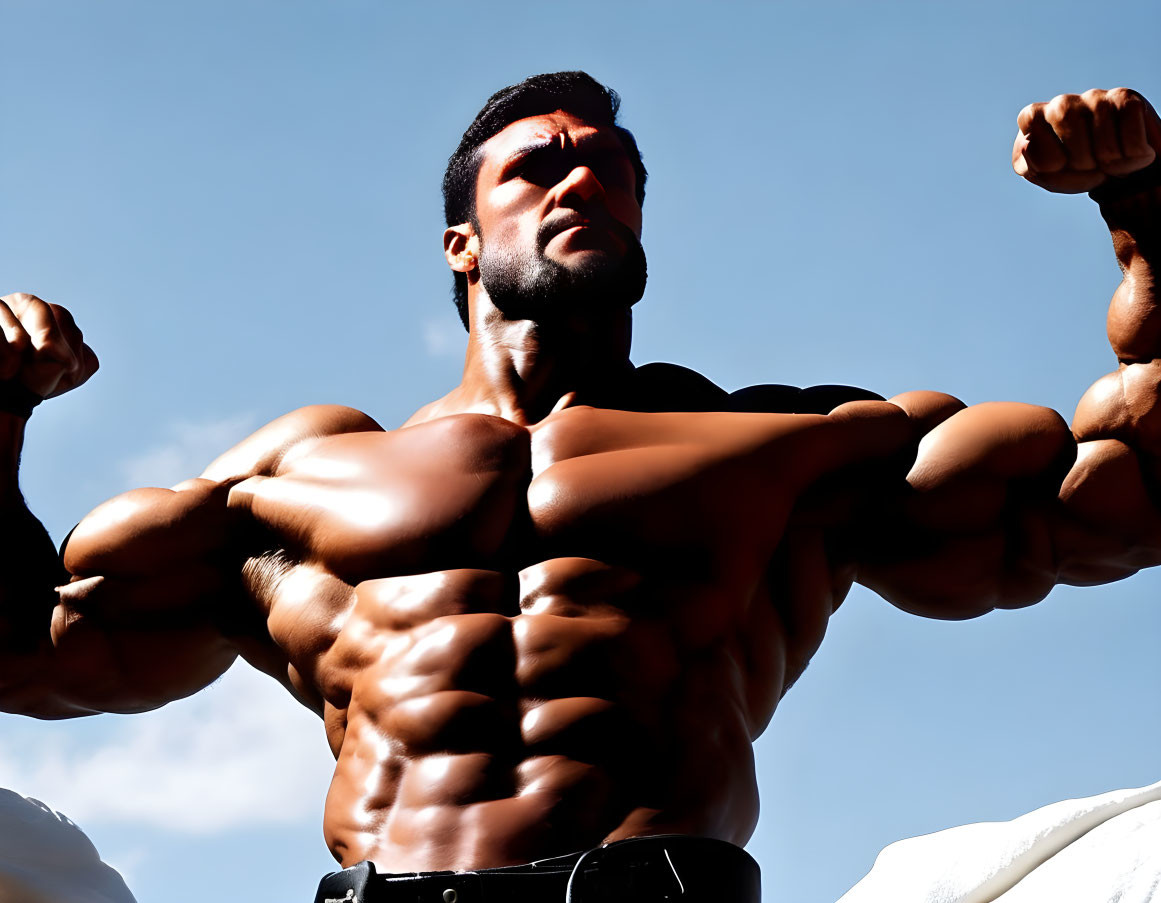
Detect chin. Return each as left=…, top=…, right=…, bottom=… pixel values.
left=479, top=237, right=647, bottom=320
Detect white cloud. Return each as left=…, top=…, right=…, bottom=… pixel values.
left=0, top=666, right=335, bottom=834
left=119, top=414, right=257, bottom=488
left=422, top=315, right=465, bottom=358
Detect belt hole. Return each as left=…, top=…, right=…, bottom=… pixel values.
left=442, top=890, right=458, bottom=903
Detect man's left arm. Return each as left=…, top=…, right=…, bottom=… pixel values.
left=856, top=88, right=1161, bottom=617
left=1052, top=90, right=1161, bottom=582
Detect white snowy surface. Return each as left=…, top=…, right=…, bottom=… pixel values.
left=839, top=779, right=1161, bottom=903
left=0, top=789, right=136, bottom=903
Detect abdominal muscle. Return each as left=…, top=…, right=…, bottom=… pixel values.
left=298, top=556, right=772, bottom=872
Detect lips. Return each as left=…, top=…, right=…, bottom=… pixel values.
left=540, top=211, right=596, bottom=246
left=539, top=211, right=626, bottom=253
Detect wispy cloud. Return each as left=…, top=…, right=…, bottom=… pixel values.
left=0, top=667, right=334, bottom=834
left=118, top=414, right=258, bottom=488
left=422, top=314, right=465, bottom=358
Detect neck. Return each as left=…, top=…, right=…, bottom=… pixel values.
left=451, top=298, right=634, bottom=425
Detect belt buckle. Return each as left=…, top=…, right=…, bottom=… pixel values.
left=566, top=837, right=685, bottom=903
left=565, top=835, right=760, bottom=903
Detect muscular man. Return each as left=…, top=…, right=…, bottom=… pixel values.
left=2, top=72, right=1159, bottom=901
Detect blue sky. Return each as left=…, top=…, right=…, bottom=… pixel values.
left=3, top=1, right=1160, bottom=901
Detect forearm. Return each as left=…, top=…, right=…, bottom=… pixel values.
left=1094, top=164, right=1161, bottom=366
left=1072, top=174, right=1161, bottom=448
left=1057, top=174, right=1161, bottom=580
left=0, top=412, right=68, bottom=710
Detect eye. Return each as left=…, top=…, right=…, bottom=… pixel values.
left=593, top=155, right=635, bottom=193
left=515, top=150, right=568, bottom=187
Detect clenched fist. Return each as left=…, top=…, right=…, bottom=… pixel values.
left=0, top=293, right=99, bottom=409
left=1013, top=88, right=1161, bottom=194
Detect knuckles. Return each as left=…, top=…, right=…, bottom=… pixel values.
left=1015, top=87, right=1157, bottom=190
left=0, top=292, right=97, bottom=397
left=1023, top=88, right=1145, bottom=128
left=1105, top=87, right=1141, bottom=108
left=1043, top=93, right=1082, bottom=123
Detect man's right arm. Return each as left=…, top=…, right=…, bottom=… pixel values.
left=1, top=292, right=384, bottom=717
left=0, top=292, right=100, bottom=716
left=2, top=292, right=247, bottom=719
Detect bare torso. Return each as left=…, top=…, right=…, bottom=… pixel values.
left=212, top=384, right=905, bottom=871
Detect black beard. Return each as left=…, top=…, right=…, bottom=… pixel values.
left=477, top=228, right=647, bottom=323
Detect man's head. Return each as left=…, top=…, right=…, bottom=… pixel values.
left=442, top=72, right=648, bottom=329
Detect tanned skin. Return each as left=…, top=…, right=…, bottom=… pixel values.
left=2, top=89, right=1160, bottom=872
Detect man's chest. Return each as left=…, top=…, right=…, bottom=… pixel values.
left=228, top=406, right=835, bottom=584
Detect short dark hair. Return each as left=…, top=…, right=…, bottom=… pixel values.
left=442, top=71, right=647, bottom=328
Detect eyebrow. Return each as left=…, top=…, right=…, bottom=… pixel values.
left=500, top=139, right=556, bottom=168
left=499, top=131, right=627, bottom=169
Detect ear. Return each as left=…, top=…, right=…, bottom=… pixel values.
left=443, top=224, right=480, bottom=273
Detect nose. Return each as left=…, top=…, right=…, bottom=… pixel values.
left=552, top=165, right=606, bottom=207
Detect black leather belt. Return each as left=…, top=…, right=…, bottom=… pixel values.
left=313, top=835, right=761, bottom=903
